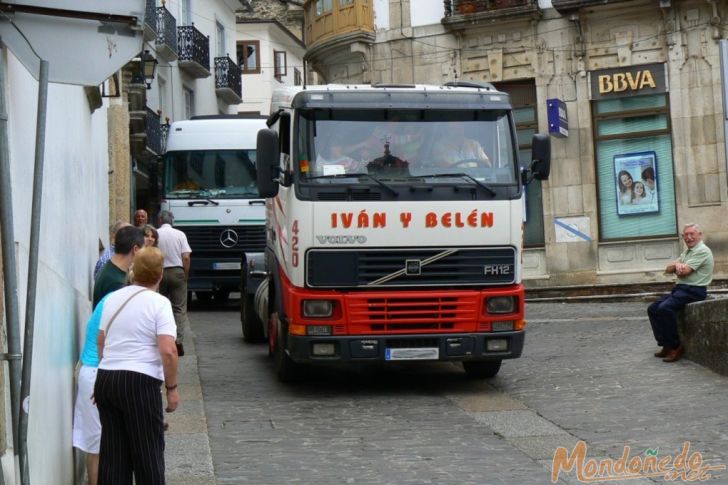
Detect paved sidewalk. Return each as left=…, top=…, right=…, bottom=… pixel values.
left=165, top=334, right=216, bottom=484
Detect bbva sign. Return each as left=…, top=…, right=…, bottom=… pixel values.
left=590, top=63, right=666, bottom=100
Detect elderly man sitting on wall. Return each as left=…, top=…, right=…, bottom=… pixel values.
left=648, top=223, right=714, bottom=363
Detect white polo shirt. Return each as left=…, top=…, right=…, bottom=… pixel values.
left=157, top=223, right=192, bottom=268
left=99, top=286, right=177, bottom=380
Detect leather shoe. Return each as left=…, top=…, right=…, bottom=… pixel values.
left=654, top=347, right=670, bottom=358
left=662, top=345, right=684, bottom=363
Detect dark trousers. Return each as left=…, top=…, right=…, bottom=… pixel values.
left=159, top=267, right=188, bottom=343
left=647, top=284, right=707, bottom=349
left=94, top=369, right=166, bottom=485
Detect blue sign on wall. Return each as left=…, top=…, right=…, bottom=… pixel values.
left=547, top=98, right=568, bottom=138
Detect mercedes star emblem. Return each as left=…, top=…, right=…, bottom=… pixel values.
left=219, top=228, right=239, bottom=248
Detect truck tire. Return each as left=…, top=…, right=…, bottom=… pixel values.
left=462, top=360, right=501, bottom=378
left=241, top=293, right=264, bottom=343
left=271, top=314, right=298, bottom=382
left=196, top=291, right=212, bottom=302
left=213, top=289, right=230, bottom=302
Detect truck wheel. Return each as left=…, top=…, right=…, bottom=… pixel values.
left=462, top=360, right=501, bottom=378
left=271, top=315, right=298, bottom=382
left=196, top=291, right=212, bottom=302
left=213, top=290, right=230, bottom=302
left=241, top=293, right=264, bottom=343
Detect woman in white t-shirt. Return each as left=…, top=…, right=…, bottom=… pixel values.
left=94, top=247, right=179, bottom=484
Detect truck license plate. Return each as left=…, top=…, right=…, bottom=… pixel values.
left=385, top=348, right=439, bottom=361
left=213, top=262, right=241, bottom=270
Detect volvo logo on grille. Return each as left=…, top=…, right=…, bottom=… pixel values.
left=219, top=229, right=239, bottom=248
left=405, top=259, right=421, bottom=276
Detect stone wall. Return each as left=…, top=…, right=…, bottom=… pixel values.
left=679, top=296, right=728, bottom=376
left=239, top=0, right=303, bottom=39
left=107, top=69, right=133, bottom=229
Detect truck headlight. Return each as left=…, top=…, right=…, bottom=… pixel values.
left=486, top=296, right=516, bottom=314
left=303, top=300, right=334, bottom=318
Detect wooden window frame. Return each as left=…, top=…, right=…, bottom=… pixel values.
left=294, top=67, right=302, bottom=86
left=237, top=40, right=261, bottom=75
left=316, top=0, right=333, bottom=16
left=274, top=50, right=287, bottom=81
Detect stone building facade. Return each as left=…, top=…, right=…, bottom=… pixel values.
left=240, top=0, right=304, bottom=39
left=302, top=0, right=728, bottom=290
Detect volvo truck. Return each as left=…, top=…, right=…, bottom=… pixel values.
left=251, top=83, right=551, bottom=380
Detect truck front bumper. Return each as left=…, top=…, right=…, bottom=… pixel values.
left=286, top=331, right=524, bottom=364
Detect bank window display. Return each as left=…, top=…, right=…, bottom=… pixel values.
left=594, top=93, right=677, bottom=240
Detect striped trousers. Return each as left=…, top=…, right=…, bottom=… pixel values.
left=94, top=369, right=166, bottom=485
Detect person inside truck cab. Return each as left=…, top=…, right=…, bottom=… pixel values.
left=315, top=138, right=360, bottom=175
left=432, top=122, right=491, bottom=168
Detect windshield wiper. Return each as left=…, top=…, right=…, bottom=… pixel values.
left=409, top=173, right=497, bottom=196
left=187, top=198, right=220, bottom=206
left=167, top=189, right=221, bottom=205
left=305, top=173, right=398, bottom=197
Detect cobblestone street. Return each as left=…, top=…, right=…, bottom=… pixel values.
left=169, top=301, right=728, bottom=484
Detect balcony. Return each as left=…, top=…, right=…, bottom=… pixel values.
left=178, top=25, right=210, bottom=78
left=442, top=0, right=540, bottom=29
left=143, top=0, right=157, bottom=41
left=127, top=79, right=146, bottom=112
left=304, top=0, right=374, bottom=52
left=156, top=5, right=178, bottom=61
left=130, top=107, right=163, bottom=160
left=214, top=56, right=242, bottom=105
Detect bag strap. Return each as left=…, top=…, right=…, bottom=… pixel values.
left=104, top=288, right=149, bottom=337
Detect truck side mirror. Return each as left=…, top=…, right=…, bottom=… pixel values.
left=257, top=129, right=280, bottom=198
left=530, top=134, right=551, bottom=181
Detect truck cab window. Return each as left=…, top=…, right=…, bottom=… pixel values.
left=165, top=149, right=259, bottom=198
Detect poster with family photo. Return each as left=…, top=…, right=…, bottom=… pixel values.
left=614, top=151, right=658, bottom=216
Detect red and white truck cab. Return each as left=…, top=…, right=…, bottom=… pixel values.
left=250, top=82, right=551, bottom=380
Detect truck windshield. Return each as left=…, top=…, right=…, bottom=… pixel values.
left=296, top=109, right=517, bottom=184
left=164, top=149, right=260, bottom=198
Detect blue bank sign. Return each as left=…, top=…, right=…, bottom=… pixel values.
left=547, top=98, right=568, bottom=138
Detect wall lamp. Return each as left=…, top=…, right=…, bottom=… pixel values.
left=141, top=50, right=158, bottom=89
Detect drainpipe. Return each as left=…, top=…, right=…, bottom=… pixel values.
left=18, top=58, right=49, bottom=485
left=0, top=44, right=22, bottom=484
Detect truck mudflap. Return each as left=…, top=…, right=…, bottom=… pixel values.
left=285, top=331, right=524, bottom=363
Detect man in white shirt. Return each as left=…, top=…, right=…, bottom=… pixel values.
left=156, top=210, right=192, bottom=356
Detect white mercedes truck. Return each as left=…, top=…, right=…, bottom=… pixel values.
left=161, top=115, right=268, bottom=322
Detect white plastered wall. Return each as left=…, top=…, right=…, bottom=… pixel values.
left=3, top=50, right=109, bottom=484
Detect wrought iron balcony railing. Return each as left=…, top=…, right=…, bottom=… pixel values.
left=214, top=56, right=242, bottom=105
left=145, top=108, right=163, bottom=156
left=178, top=24, right=210, bottom=78
left=156, top=5, right=178, bottom=61
left=131, top=108, right=163, bottom=159
left=143, top=0, right=157, bottom=41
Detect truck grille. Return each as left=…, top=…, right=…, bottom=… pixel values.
left=346, top=292, right=480, bottom=334
left=177, top=225, right=266, bottom=255
left=306, top=247, right=515, bottom=288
